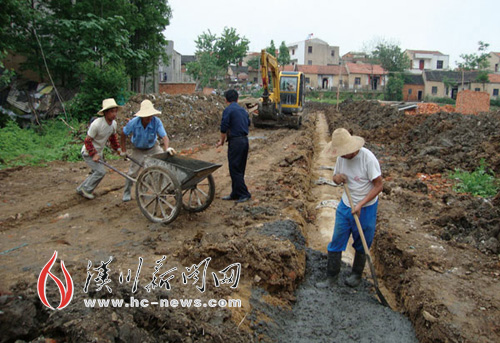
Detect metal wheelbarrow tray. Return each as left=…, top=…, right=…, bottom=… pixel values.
left=135, top=152, right=221, bottom=224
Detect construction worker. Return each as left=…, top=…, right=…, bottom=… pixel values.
left=120, top=99, right=175, bottom=202
left=317, top=128, right=383, bottom=288
left=216, top=89, right=251, bottom=203
left=77, top=98, right=122, bottom=200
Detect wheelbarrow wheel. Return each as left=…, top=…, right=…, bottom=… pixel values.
left=136, top=166, right=182, bottom=224
left=182, top=174, right=215, bottom=212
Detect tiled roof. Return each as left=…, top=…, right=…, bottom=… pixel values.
left=489, top=74, right=500, bottom=83
left=181, top=55, right=196, bottom=65
left=345, top=62, right=387, bottom=75
left=282, top=65, right=347, bottom=74
left=404, top=74, right=424, bottom=85
left=424, top=70, right=480, bottom=82
left=406, top=50, right=444, bottom=56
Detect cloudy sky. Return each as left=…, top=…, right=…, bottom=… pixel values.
left=163, top=0, right=499, bottom=68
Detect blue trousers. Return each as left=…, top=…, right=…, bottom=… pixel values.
left=227, top=136, right=251, bottom=199
left=327, top=199, right=378, bottom=252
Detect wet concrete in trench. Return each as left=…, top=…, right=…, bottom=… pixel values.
left=250, top=113, right=419, bottom=342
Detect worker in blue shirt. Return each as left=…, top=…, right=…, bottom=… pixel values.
left=216, top=89, right=251, bottom=203
left=120, top=99, right=175, bottom=202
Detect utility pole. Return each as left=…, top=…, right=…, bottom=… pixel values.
left=336, top=61, right=342, bottom=111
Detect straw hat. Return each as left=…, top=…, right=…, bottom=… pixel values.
left=323, top=128, right=365, bottom=157
left=134, top=100, right=161, bottom=117
left=97, top=98, right=120, bottom=115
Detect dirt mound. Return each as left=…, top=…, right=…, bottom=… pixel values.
left=116, top=93, right=226, bottom=143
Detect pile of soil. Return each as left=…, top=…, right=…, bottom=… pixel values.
left=116, top=93, right=226, bottom=143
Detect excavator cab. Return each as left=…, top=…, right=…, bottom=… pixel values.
left=279, top=72, right=305, bottom=114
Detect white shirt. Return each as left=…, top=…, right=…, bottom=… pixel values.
left=81, top=117, right=117, bottom=156
left=334, top=147, right=382, bottom=208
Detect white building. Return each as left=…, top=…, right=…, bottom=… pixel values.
left=405, top=50, right=450, bottom=74
left=287, top=38, right=339, bottom=66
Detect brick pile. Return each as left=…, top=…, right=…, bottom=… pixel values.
left=405, top=103, right=455, bottom=115
left=456, top=90, right=490, bottom=115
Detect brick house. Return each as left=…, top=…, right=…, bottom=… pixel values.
left=487, top=52, right=500, bottom=73
left=423, top=70, right=480, bottom=99
left=283, top=65, right=347, bottom=90
left=403, top=74, right=425, bottom=101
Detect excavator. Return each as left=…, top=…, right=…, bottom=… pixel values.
left=251, top=49, right=305, bottom=129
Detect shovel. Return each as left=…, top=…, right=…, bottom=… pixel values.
left=343, top=184, right=391, bottom=308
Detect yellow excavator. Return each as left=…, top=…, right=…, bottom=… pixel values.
left=252, top=50, right=305, bottom=129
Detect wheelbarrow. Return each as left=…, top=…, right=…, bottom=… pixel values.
left=100, top=152, right=221, bottom=224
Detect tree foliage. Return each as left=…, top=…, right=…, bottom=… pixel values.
left=385, top=74, right=404, bottom=101
left=1, top=0, right=171, bottom=91
left=371, top=42, right=410, bottom=73
left=278, top=41, right=291, bottom=66
left=457, top=41, right=490, bottom=71
left=266, top=40, right=277, bottom=57
left=187, top=27, right=249, bottom=88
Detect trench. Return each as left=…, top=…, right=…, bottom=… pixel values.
left=253, top=112, right=418, bottom=342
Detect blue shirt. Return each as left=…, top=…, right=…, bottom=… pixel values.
left=220, top=102, right=250, bottom=138
left=123, top=116, right=167, bottom=149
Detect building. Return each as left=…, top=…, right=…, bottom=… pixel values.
left=341, top=52, right=370, bottom=64
left=423, top=70, right=480, bottom=99
left=344, top=63, right=387, bottom=90
left=487, top=52, right=500, bottom=73
left=287, top=38, right=339, bottom=66
left=403, top=74, right=425, bottom=101
left=405, top=50, right=450, bottom=74
left=283, top=65, right=346, bottom=90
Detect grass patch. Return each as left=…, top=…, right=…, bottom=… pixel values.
left=0, top=119, right=85, bottom=169
left=449, top=160, right=499, bottom=197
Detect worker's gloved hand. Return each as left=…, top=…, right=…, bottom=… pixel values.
left=117, top=148, right=127, bottom=157
left=166, top=147, right=177, bottom=155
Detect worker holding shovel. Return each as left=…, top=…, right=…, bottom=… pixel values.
left=317, top=128, right=383, bottom=288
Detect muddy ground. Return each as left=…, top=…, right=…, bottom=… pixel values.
left=0, top=96, right=499, bottom=343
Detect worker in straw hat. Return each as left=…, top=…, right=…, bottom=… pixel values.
left=77, top=98, right=123, bottom=200
left=316, top=128, right=383, bottom=288
left=120, top=99, right=176, bottom=202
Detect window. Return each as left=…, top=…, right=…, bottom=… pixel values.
left=305, top=77, right=310, bottom=83
left=493, top=89, right=499, bottom=96
left=308, top=46, right=313, bottom=53
left=308, top=60, right=312, bottom=65
left=408, top=89, right=412, bottom=95
left=331, top=50, right=335, bottom=57
left=496, top=64, right=499, bottom=72
left=292, top=49, right=295, bottom=55
left=432, top=86, right=438, bottom=95
left=437, top=60, right=443, bottom=69
left=474, top=88, right=481, bottom=92
left=355, top=77, right=361, bottom=85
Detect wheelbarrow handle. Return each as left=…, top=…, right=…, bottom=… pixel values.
left=99, top=159, right=137, bottom=183
left=125, top=154, right=144, bottom=168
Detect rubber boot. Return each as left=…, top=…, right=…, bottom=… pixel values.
left=345, top=251, right=367, bottom=288
left=123, top=179, right=133, bottom=202
left=316, top=251, right=342, bottom=288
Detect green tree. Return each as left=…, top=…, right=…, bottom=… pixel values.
left=457, top=41, right=490, bottom=71
left=187, top=27, right=249, bottom=88
left=277, top=41, right=291, bottom=66
left=247, top=56, right=260, bottom=71
left=476, top=70, right=490, bottom=91
left=266, top=40, right=277, bottom=57
left=385, top=74, right=404, bottom=101
left=371, top=42, right=410, bottom=72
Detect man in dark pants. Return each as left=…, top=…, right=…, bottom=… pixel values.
left=216, top=89, right=251, bottom=203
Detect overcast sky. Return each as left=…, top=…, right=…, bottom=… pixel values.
left=163, top=0, right=499, bottom=68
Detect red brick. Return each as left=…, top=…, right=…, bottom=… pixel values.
left=159, top=83, right=196, bottom=94
left=456, top=90, right=490, bottom=115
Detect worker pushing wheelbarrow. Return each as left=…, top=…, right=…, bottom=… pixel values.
left=100, top=152, right=221, bottom=224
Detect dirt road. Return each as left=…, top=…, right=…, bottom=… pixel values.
left=1, top=100, right=499, bottom=343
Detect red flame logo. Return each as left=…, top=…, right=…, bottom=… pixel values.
left=37, top=251, right=74, bottom=310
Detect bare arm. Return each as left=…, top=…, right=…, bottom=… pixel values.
left=352, top=176, right=383, bottom=215
left=216, top=132, right=227, bottom=148
left=161, top=135, right=169, bottom=151
left=120, top=129, right=128, bottom=154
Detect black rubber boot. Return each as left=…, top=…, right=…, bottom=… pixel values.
left=345, top=251, right=367, bottom=288
left=316, top=251, right=342, bottom=288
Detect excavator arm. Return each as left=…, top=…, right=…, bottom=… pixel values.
left=260, top=50, right=281, bottom=109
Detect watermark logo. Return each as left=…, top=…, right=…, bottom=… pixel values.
left=37, top=251, right=74, bottom=310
